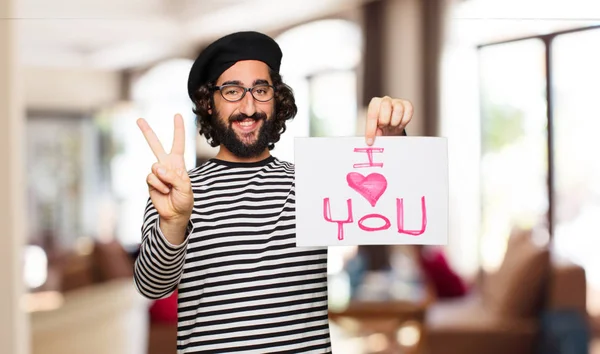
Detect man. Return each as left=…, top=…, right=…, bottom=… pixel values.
left=134, top=31, right=413, bottom=353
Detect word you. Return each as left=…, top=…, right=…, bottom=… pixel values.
left=322, top=147, right=427, bottom=241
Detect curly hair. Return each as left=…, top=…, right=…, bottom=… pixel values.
left=191, top=69, right=297, bottom=150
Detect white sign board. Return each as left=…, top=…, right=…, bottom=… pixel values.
left=294, top=136, right=448, bottom=247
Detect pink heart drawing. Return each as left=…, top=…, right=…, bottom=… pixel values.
left=346, top=172, right=388, bottom=207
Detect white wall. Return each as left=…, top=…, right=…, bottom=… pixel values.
left=23, top=66, right=121, bottom=112
left=0, top=0, right=30, bottom=352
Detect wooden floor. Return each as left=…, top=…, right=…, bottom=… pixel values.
left=29, top=279, right=150, bottom=354
left=27, top=281, right=599, bottom=354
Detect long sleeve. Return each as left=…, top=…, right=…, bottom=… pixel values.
left=133, top=197, right=193, bottom=300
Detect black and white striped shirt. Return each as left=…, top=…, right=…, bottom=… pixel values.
left=134, top=155, right=332, bottom=353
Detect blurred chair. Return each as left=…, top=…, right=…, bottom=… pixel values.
left=41, top=237, right=135, bottom=293
left=422, top=228, right=588, bottom=354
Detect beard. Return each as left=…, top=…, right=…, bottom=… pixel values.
left=212, top=110, right=276, bottom=159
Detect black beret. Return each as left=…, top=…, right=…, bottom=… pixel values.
left=187, top=31, right=283, bottom=100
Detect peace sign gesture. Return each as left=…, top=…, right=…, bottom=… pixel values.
left=137, top=114, right=194, bottom=228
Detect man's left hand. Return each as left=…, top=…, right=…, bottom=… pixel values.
left=365, top=96, right=413, bottom=146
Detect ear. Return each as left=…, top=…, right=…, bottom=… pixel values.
left=207, top=97, right=214, bottom=115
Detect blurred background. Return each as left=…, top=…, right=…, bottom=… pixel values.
left=2, top=0, right=600, bottom=353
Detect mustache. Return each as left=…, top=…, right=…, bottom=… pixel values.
left=228, top=112, right=267, bottom=123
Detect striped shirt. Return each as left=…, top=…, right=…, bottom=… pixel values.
left=134, top=155, right=332, bottom=353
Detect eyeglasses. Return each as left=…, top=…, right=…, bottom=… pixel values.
left=213, top=84, right=275, bottom=102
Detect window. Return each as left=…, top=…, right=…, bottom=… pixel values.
left=478, top=39, right=548, bottom=271
left=308, top=70, right=358, bottom=138
left=274, top=19, right=362, bottom=163
left=26, top=114, right=96, bottom=248
left=551, top=28, right=600, bottom=289
left=478, top=26, right=600, bottom=286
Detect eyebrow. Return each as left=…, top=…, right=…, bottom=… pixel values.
left=220, top=79, right=270, bottom=86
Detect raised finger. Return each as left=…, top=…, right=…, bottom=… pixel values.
left=147, top=173, right=170, bottom=194
left=137, top=118, right=167, bottom=161
left=171, top=114, right=186, bottom=156
left=365, top=97, right=382, bottom=145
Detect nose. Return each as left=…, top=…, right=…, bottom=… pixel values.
left=238, top=90, right=256, bottom=116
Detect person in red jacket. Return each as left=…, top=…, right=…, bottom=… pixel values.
left=416, top=245, right=469, bottom=298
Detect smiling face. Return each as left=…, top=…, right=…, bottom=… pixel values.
left=210, top=60, right=276, bottom=160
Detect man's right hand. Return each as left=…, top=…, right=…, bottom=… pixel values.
left=137, top=114, right=194, bottom=244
